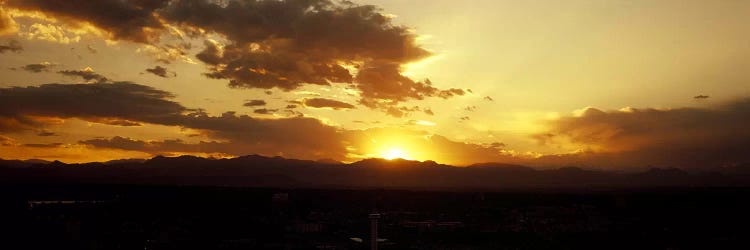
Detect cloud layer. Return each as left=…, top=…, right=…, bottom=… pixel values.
left=0, top=82, right=184, bottom=132
left=538, top=99, right=750, bottom=169
left=0, top=81, right=348, bottom=160
left=5, top=79, right=749, bottom=168
left=5, top=0, right=169, bottom=43
left=1, top=0, right=465, bottom=115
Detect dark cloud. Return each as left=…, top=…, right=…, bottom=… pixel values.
left=80, top=136, right=240, bottom=155
left=0, top=0, right=487, bottom=162
left=80, top=136, right=148, bottom=152
left=253, top=108, right=277, bottom=115
left=356, top=66, right=464, bottom=105
left=162, top=0, right=436, bottom=98
left=484, top=96, right=494, bottom=101
left=2, top=0, right=466, bottom=115
left=0, top=116, right=48, bottom=133
left=4, top=0, right=170, bottom=43
left=537, top=98, right=750, bottom=169
left=145, top=66, right=176, bottom=78
left=0, top=81, right=349, bottom=160
left=0, top=82, right=184, bottom=131
left=694, top=95, right=710, bottom=100
left=285, top=104, right=297, bottom=109
left=460, top=116, right=470, bottom=121
left=19, top=62, right=55, bottom=73
left=89, top=118, right=143, bottom=127
left=194, top=39, right=222, bottom=65
left=36, top=130, right=57, bottom=136
left=424, top=108, right=434, bottom=116
left=57, top=67, right=109, bottom=83
left=303, top=98, right=355, bottom=110
left=23, top=142, right=64, bottom=148
left=243, top=99, right=266, bottom=107
left=282, top=109, right=304, bottom=117
left=380, top=105, right=422, bottom=118
left=85, top=112, right=348, bottom=160
left=85, top=136, right=330, bottom=158
left=169, top=111, right=348, bottom=160
left=195, top=38, right=353, bottom=90
left=81, top=137, right=231, bottom=155
left=465, top=106, right=477, bottom=112
left=0, top=40, right=22, bottom=53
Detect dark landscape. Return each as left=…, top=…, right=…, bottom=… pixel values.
left=3, top=156, right=750, bottom=249
left=2, top=184, right=749, bottom=249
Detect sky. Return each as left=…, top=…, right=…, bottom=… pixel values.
left=1, top=0, right=749, bottom=169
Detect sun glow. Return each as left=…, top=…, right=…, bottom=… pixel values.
left=381, top=148, right=409, bottom=160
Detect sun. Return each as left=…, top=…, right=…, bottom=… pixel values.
left=381, top=148, right=409, bottom=160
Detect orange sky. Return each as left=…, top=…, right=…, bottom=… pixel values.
left=1, top=0, right=749, bottom=169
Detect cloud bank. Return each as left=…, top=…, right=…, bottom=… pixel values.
left=0, top=81, right=347, bottom=160
left=1, top=0, right=465, bottom=116
left=537, top=99, right=750, bottom=169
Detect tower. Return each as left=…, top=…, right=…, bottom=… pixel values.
left=369, top=213, right=381, bottom=250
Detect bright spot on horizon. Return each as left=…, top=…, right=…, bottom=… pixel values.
left=381, top=148, right=409, bottom=160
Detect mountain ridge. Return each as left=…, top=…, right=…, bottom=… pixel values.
left=2, top=155, right=749, bottom=189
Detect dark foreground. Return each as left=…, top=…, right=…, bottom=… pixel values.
left=1, top=185, right=748, bottom=249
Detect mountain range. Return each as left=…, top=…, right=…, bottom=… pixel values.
left=2, top=155, right=750, bottom=190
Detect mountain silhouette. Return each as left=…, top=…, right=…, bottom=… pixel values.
left=1, top=155, right=749, bottom=189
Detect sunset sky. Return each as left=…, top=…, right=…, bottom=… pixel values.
left=1, top=0, right=749, bottom=169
